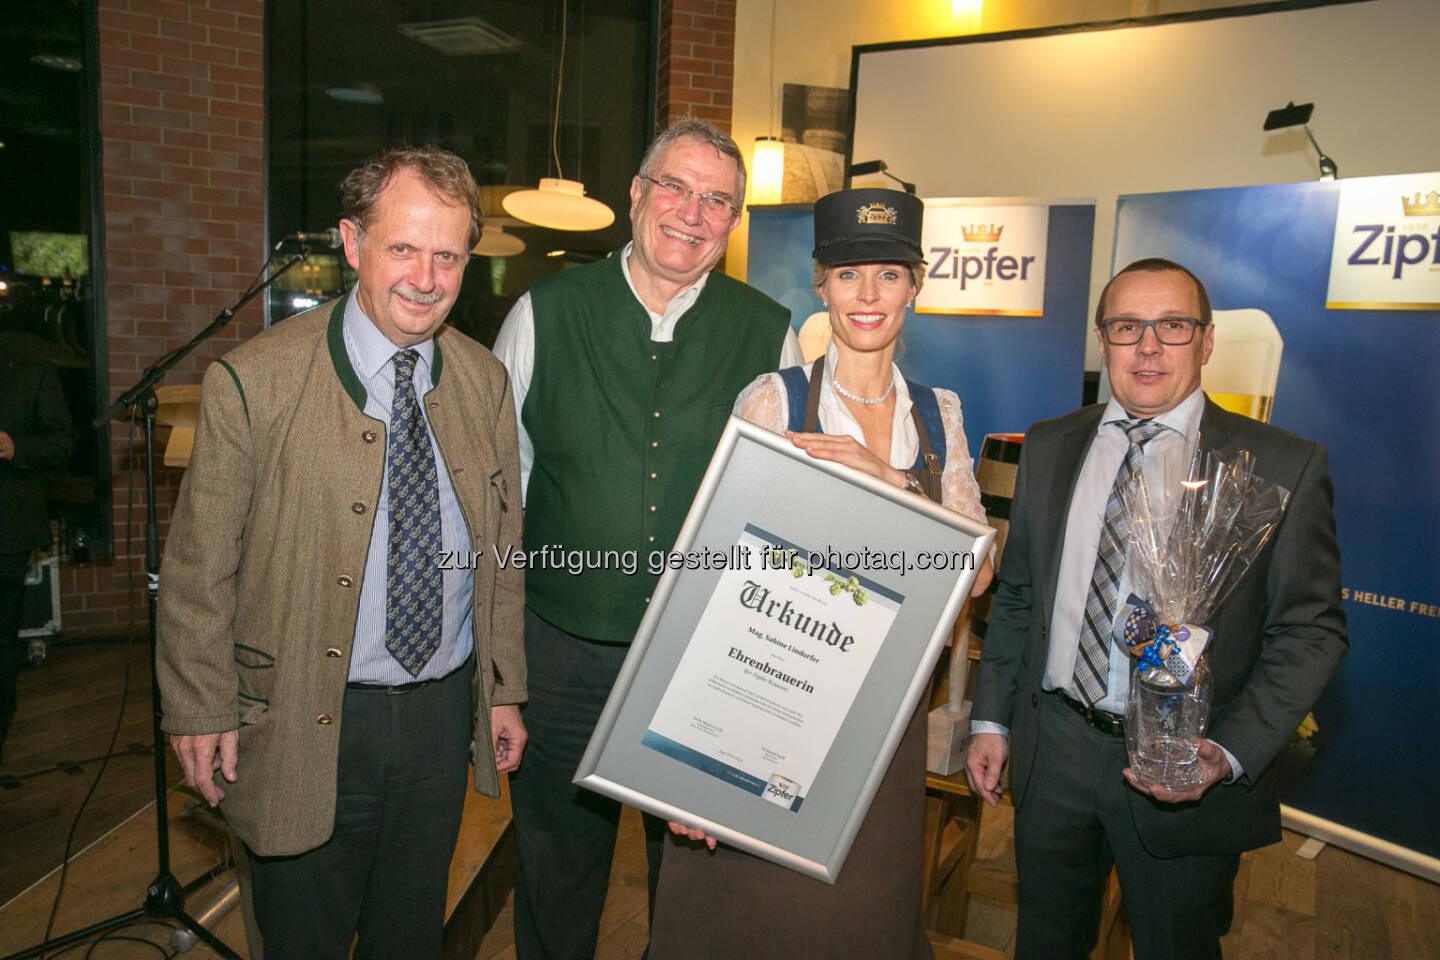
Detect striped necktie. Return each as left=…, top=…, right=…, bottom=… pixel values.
left=1072, top=418, right=1163, bottom=705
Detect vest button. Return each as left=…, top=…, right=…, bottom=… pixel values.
left=648, top=535, right=655, bottom=542
left=651, top=441, right=659, bottom=448
left=653, top=411, right=661, bottom=418
left=649, top=472, right=657, bottom=479
left=1031, top=694, right=1039, bottom=708
left=649, top=505, right=657, bottom=512
left=650, top=354, right=657, bottom=361
left=317, top=714, right=334, bottom=724
left=337, top=576, right=353, bottom=588
left=351, top=502, right=366, bottom=514
left=325, top=647, right=343, bottom=658
left=362, top=430, right=377, bottom=443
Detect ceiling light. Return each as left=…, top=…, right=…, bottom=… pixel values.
left=505, top=0, right=615, bottom=232
left=32, top=54, right=82, bottom=72
left=326, top=86, right=384, bottom=105
left=504, top=178, right=614, bottom=232
left=472, top=224, right=526, bottom=258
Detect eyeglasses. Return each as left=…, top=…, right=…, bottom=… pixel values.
left=1100, top=316, right=1208, bottom=345
left=639, top=175, right=739, bottom=220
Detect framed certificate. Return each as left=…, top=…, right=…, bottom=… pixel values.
left=574, top=417, right=995, bottom=883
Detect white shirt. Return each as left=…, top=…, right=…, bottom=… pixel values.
left=492, top=242, right=803, bottom=503
left=731, top=342, right=987, bottom=527
left=972, top=388, right=1243, bottom=778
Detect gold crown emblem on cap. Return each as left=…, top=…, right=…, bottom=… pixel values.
left=1401, top=191, right=1440, bottom=217
left=856, top=202, right=898, bottom=225
left=960, top=223, right=1003, bottom=243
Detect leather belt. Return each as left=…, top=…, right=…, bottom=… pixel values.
left=1052, top=689, right=1126, bottom=738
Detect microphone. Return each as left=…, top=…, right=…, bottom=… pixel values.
left=280, top=228, right=343, bottom=248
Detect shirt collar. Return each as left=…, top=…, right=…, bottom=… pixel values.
left=618, top=240, right=710, bottom=320
left=1100, top=386, right=1205, bottom=443
left=342, top=288, right=435, bottom=383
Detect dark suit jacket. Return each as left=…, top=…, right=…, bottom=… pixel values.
left=972, top=396, right=1347, bottom=856
left=0, top=349, right=75, bottom=555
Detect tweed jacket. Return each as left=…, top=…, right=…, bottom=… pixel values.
left=156, top=298, right=526, bottom=856
left=972, top=397, right=1347, bottom=856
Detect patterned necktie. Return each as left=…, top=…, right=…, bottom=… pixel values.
left=385, top=349, right=442, bottom=676
left=1072, top=418, right=1164, bottom=705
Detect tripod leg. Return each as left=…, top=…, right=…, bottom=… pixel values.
left=176, top=909, right=246, bottom=960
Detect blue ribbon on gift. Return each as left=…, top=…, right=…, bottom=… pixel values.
left=1121, top=594, right=1177, bottom=669
left=1119, top=593, right=1211, bottom=684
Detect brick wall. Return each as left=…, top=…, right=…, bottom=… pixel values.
left=657, top=0, right=737, bottom=131
left=60, top=0, right=266, bottom=638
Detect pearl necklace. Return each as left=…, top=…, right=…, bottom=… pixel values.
left=833, top=371, right=896, bottom=406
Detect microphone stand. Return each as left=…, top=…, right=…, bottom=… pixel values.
left=4, top=250, right=309, bottom=960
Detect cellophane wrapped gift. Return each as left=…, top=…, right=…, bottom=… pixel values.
left=1115, top=446, right=1290, bottom=789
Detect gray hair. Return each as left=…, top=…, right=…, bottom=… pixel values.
left=638, top=118, right=747, bottom=201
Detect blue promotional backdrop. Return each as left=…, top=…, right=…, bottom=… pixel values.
left=1114, top=180, right=1440, bottom=862
left=747, top=203, right=1096, bottom=460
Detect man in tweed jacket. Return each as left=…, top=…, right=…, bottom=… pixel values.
left=157, top=147, right=526, bottom=959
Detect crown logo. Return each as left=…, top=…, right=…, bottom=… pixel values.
left=1401, top=191, right=1440, bottom=217
left=960, top=223, right=1003, bottom=243
left=856, top=202, right=898, bottom=225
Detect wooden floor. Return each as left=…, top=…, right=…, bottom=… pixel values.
left=3, top=640, right=1438, bottom=959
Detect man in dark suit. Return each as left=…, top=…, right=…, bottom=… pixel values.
left=0, top=346, right=74, bottom=762
left=965, top=258, right=1346, bottom=959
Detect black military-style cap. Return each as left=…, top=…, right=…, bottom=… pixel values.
left=811, top=187, right=925, bottom=266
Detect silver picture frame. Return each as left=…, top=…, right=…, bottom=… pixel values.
left=573, top=416, right=995, bottom=883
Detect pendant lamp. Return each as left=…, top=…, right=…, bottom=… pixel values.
left=503, top=178, right=613, bottom=231
left=472, top=220, right=527, bottom=257
left=503, top=0, right=614, bottom=231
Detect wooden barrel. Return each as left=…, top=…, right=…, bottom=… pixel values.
left=969, top=432, right=1024, bottom=652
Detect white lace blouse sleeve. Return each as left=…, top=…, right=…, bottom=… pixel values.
left=732, top=372, right=789, bottom=437
left=935, top=387, right=986, bottom=526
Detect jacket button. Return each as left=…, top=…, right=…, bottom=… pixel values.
left=362, top=430, right=377, bottom=443
left=317, top=714, right=334, bottom=724
left=337, top=576, right=353, bottom=588
left=351, top=502, right=366, bottom=514
left=325, top=647, right=343, bottom=658
left=1031, top=694, right=1040, bottom=708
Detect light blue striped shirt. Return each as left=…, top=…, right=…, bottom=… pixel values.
left=342, top=292, right=473, bottom=683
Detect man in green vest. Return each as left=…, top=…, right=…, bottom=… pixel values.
left=494, top=119, right=801, bottom=960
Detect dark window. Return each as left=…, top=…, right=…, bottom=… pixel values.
left=265, top=0, right=654, bottom=346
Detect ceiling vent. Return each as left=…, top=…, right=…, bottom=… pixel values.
left=396, top=17, right=522, bottom=56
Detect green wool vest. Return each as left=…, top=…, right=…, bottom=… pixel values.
left=523, top=253, right=790, bottom=642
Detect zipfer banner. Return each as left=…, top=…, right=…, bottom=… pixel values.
left=1114, top=175, right=1440, bottom=863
